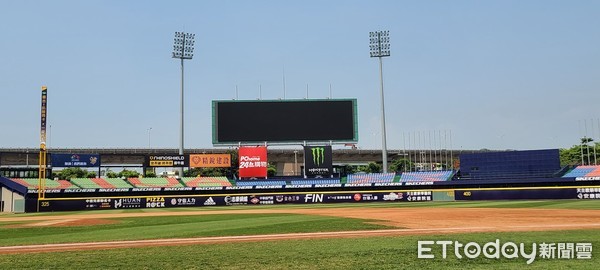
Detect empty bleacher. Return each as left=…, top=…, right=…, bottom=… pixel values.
left=127, top=177, right=184, bottom=188
left=400, top=171, right=453, bottom=182
left=458, top=149, right=561, bottom=180
left=290, top=179, right=341, bottom=185
left=236, top=180, right=286, bottom=186
left=70, top=178, right=133, bottom=189
left=102, top=178, right=136, bottom=188
left=346, top=173, right=395, bottom=184
left=182, top=176, right=232, bottom=187
left=9, top=178, right=75, bottom=189
left=563, top=165, right=600, bottom=178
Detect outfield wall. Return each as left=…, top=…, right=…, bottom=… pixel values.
left=7, top=175, right=599, bottom=212
left=27, top=186, right=600, bottom=212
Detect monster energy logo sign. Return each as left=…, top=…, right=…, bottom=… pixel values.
left=311, top=147, right=325, bottom=166
left=305, top=146, right=331, bottom=176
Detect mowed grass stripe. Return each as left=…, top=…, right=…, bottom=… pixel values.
left=0, top=214, right=391, bottom=246
left=0, top=229, right=598, bottom=269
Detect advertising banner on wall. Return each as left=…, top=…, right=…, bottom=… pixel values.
left=454, top=188, right=577, bottom=200
left=51, top=154, right=101, bottom=167
left=145, top=155, right=189, bottom=167
left=238, top=147, right=268, bottom=178
left=189, top=154, right=231, bottom=168
left=30, top=191, right=433, bottom=212
left=304, top=146, right=333, bottom=177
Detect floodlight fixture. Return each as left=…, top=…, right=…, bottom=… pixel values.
left=369, top=30, right=390, bottom=58
left=172, top=32, right=195, bottom=59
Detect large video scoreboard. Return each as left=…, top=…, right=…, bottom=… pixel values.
left=212, top=99, right=358, bottom=144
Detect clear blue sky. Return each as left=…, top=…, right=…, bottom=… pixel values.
left=1, top=0, right=599, bottom=151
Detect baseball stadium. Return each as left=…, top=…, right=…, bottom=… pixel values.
left=1, top=95, right=599, bottom=269
left=2, top=2, right=600, bottom=268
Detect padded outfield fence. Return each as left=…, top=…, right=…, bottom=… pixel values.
left=24, top=183, right=600, bottom=212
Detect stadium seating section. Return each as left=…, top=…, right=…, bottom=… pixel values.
left=9, top=178, right=75, bottom=189
left=102, top=178, right=136, bottom=188
left=70, top=178, right=133, bottom=189
left=290, top=179, right=341, bottom=185
left=127, top=177, right=184, bottom=188
left=562, top=165, right=600, bottom=178
left=236, top=180, right=286, bottom=186
left=182, top=177, right=232, bottom=187
left=399, top=171, right=453, bottom=182
left=347, top=173, right=395, bottom=184
left=11, top=163, right=595, bottom=191
left=458, top=149, right=560, bottom=180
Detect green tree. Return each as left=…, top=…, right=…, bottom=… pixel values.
left=184, top=168, right=203, bottom=177
left=204, top=168, right=226, bottom=177
left=368, top=162, right=382, bottom=173
left=105, top=170, right=118, bottom=178
left=86, top=171, right=97, bottom=178
left=55, top=167, right=88, bottom=180
left=560, top=141, right=600, bottom=166
left=227, top=149, right=239, bottom=178
left=118, top=169, right=140, bottom=178
left=389, top=158, right=414, bottom=172
left=343, top=165, right=358, bottom=175
left=184, top=167, right=227, bottom=177
left=267, top=163, right=277, bottom=177
left=357, top=162, right=382, bottom=173
left=145, top=170, right=157, bottom=177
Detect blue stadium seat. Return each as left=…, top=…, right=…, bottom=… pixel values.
left=347, top=173, right=395, bottom=184
left=399, top=171, right=453, bottom=182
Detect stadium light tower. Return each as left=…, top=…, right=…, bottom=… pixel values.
left=369, top=30, right=390, bottom=173
left=172, top=31, right=195, bottom=173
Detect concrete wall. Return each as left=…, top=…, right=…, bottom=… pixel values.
left=1, top=187, right=24, bottom=213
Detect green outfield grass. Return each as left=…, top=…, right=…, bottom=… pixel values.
left=0, top=200, right=598, bottom=247
left=0, top=214, right=390, bottom=246
left=0, top=200, right=598, bottom=269
left=0, top=229, right=597, bottom=269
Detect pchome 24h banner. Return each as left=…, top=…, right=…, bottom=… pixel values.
left=238, top=146, right=267, bottom=178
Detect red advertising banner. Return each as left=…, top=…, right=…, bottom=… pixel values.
left=238, top=147, right=268, bottom=178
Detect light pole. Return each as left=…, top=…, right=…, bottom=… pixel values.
left=172, top=31, right=195, bottom=175
left=294, top=150, right=298, bottom=176
left=147, top=127, right=152, bottom=149
left=370, top=30, right=390, bottom=173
